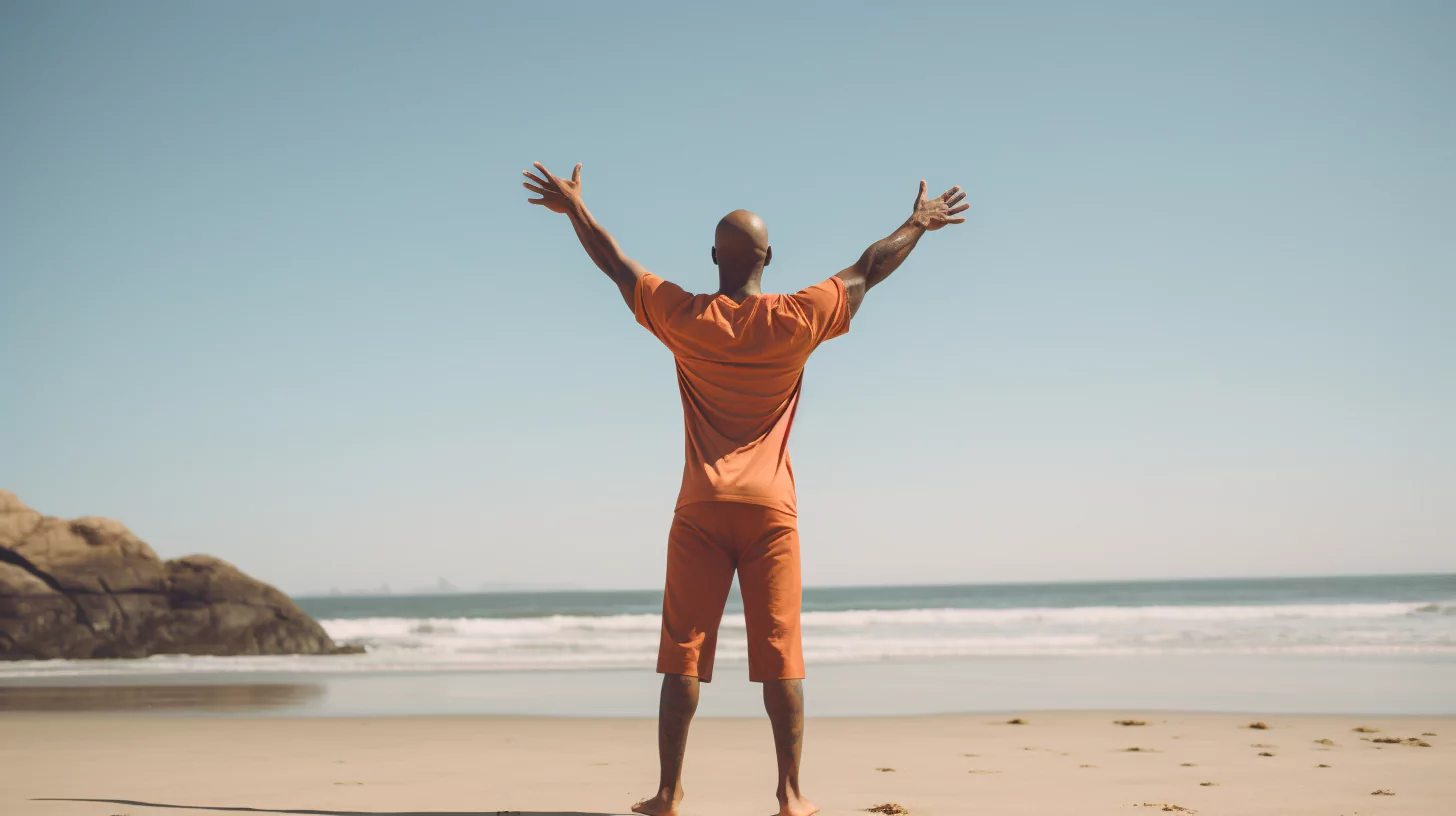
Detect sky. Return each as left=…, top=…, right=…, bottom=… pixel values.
left=1, top=1, right=1452, bottom=596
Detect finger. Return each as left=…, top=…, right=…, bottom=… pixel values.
left=533, top=161, right=558, bottom=182
left=918, top=179, right=927, bottom=201
left=522, top=170, right=553, bottom=188
left=948, top=203, right=970, bottom=215
left=940, top=186, right=961, bottom=201
left=945, top=192, right=967, bottom=207
left=526, top=197, right=547, bottom=206
left=572, top=163, right=582, bottom=183
left=946, top=217, right=966, bottom=224
left=522, top=182, right=550, bottom=195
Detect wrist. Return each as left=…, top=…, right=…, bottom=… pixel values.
left=904, top=213, right=932, bottom=232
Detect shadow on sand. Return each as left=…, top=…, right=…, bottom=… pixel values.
left=33, top=799, right=626, bottom=816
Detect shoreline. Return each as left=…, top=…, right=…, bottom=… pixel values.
left=4, top=707, right=1454, bottom=721
left=6, top=711, right=1452, bottom=815
left=3, top=654, right=1454, bottom=718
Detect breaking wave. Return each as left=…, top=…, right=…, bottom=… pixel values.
left=3, top=600, right=1451, bottom=678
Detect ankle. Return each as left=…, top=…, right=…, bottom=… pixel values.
left=656, top=784, right=685, bottom=801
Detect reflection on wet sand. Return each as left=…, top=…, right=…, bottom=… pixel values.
left=0, top=683, right=323, bottom=713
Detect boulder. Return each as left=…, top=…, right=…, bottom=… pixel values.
left=0, top=490, right=348, bottom=660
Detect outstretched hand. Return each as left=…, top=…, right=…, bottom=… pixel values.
left=909, top=180, right=968, bottom=231
left=522, top=161, right=583, bottom=215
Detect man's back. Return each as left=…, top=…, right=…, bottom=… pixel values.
left=523, top=159, right=966, bottom=816
left=634, top=273, right=850, bottom=516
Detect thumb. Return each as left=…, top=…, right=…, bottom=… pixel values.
left=572, top=163, right=582, bottom=183
left=917, top=179, right=927, bottom=202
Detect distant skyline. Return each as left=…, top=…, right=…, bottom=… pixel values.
left=3, top=2, right=1453, bottom=595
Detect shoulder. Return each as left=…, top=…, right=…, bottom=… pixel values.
left=784, top=276, right=847, bottom=316
left=637, top=273, right=697, bottom=307
left=781, top=276, right=850, bottom=342
left=636, top=273, right=714, bottom=328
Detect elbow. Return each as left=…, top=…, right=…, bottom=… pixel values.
left=852, top=255, right=877, bottom=292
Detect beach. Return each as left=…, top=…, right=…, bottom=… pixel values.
left=5, top=576, right=1452, bottom=814
left=7, top=0, right=1454, bottom=812
left=4, top=710, right=1452, bottom=815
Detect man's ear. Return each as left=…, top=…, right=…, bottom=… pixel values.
left=764, top=246, right=772, bottom=267
left=711, top=247, right=718, bottom=266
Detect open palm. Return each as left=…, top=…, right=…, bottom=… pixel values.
left=522, top=161, right=582, bottom=214
left=912, top=181, right=968, bottom=230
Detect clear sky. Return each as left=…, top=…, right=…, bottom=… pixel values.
left=2, top=1, right=1452, bottom=595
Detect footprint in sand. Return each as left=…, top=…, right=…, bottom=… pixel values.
left=967, top=769, right=1002, bottom=774
left=875, top=767, right=896, bottom=772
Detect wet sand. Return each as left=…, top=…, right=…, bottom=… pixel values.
left=4, top=711, right=1452, bottom=815
left=6, top=655, right=1454, bottom=718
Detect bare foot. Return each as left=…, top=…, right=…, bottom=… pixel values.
left=632, top=788, right=683, bottom=816
left=776, top=791, right=819, bottom=816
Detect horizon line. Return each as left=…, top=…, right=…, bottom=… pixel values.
left=292, top=569, right=1456, bottom=600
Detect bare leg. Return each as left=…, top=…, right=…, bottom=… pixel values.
left=763, top=679, right=818, bottom=816
left=632, top=674, right=699, bottom=816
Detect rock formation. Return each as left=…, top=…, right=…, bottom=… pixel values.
left=0, top=490, right=349, bottom=660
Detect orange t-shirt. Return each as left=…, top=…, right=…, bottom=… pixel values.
left=634, top=273, right=851, bottom=516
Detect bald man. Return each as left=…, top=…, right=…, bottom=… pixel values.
left=523, top=162, right=967, bottom=816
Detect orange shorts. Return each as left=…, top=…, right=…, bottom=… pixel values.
left=657, top=501, right=804, bottom=683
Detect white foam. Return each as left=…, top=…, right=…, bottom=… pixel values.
left=1, top=600, right=1451, bottom=678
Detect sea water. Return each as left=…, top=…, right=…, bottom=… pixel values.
left=2, top=574, right=1452, bottom=716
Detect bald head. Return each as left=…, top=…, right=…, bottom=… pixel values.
left=713, top=209, right=771, bottom=273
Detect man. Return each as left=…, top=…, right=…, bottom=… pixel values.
left=522, top=162, right=967, bottom=816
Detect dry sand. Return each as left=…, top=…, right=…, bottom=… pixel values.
left=2, top=711, right=1451, bottom=815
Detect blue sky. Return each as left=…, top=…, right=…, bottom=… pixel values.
left=2, top=1, right=1452, bottom=595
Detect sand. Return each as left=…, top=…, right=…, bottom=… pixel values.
left=2, top=711, right=1451, bottom=815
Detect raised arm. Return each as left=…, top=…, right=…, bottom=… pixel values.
left=835, top=180, right=968, bottom=318
left=523, top=161, right=647, bottom=310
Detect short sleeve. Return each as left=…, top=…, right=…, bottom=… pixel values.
left=634, top=273, right=694, bottom=350
left=789, top=275, right=851, bottom=347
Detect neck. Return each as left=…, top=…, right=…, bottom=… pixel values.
left=716, top=269, right=763, bottom=302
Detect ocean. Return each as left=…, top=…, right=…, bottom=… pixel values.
left=3, top=574, right=1453, bottom=717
